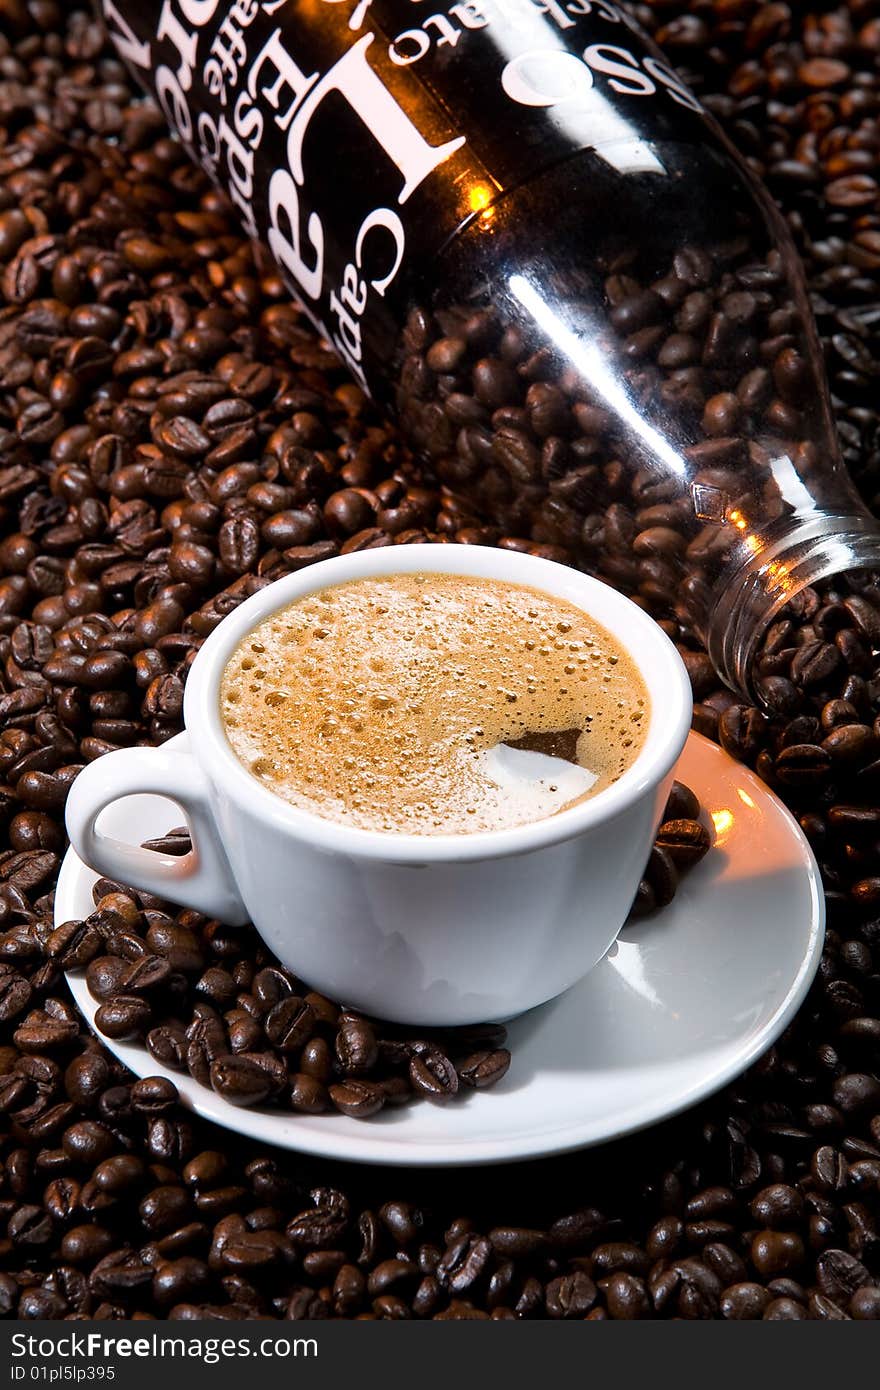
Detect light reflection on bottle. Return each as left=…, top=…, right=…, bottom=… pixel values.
left=509, top=271, right=688, bottom=478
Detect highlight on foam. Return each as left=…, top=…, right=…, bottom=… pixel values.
left=219, top=574, right=649, bottom=835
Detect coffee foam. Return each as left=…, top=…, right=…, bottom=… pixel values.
left=219, top=573, right=649, bottom=835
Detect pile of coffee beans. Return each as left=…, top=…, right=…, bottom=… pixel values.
left=0, top=0, right=879, bottom=1318
left=80, top=836, right=512, bottom=1117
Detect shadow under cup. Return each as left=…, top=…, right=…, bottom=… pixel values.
left=66, top=545, right=693, bottom=1025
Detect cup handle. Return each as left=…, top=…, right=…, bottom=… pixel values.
left=65, top=744, right=249, bottom=924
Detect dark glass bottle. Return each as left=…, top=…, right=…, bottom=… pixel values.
left=98, top=0, right=880, bottom=697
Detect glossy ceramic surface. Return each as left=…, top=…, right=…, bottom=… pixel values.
left=65, top=545, right=692, bottom=1025
left=60, top=733, right=824, bottom=1166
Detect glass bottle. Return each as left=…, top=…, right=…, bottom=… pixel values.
left=97, top=0, right=880, bottom=699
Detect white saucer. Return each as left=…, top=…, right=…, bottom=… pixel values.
left=59, top=732, right=824, bottom=1167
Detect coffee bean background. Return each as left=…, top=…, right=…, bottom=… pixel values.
left=0, top=0, right=879, bottom=1319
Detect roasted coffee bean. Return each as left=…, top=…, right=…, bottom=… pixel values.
left=145, top=921, right=203, bottom=973
left=15, top=1010, right=79, bottom=1052
left=663, top=781, right=701, bottom=822
left=63, top=1052, right=111, bottom=1106
left=720, top=1281, right=772, bottom=1320
left=751, top=1231, right=805, bottom=1277
left=89, top=1249, right=154, bottom=1298
left=152, top=1257, right=212, bottom=1308
left=46, top=1178, right=90, bottom=1231
left=61, top=1120, right=117, bottom=1168
left=139, top=1185, right=191, bottom=1236
left=209, top=1056, right=273, bottom=1107
left=545, top=1270, right=598, bottom=1318
left=95, top=993, right=151, bottom=1041
left=762, top=1297, right=806, bottom=1321
left=61, top=1224, right=116, bottom=1266
left=719, top=706, right=767, bottom=762
left=0, top=963, right=31, bottom=1022
left=286, top=1191, right=350, bottom=1251
left=290, top=1073, right=328, bottom=1114
left=85, top=957, right=128, bottom=1002
left=265, top=996, right=314, bottom=1054
left=750, top=1185, right=804, bottom=1229
left=145, top=1116, right=194, bottom=1165
left=335, top=1018, right=378, bottom=1075
left=45, top=919, right=102, bottom=970
left=602, top=1272, right=651, bottom=1320
left=328, top=1080, right=385, bottom=1119
left=775, top=744, right=833, bottom=787
left=643, top=845, right=678, bottom=909
left=409, top=1044, right=459, bottom=1100
left=119, top=955, right=171, bottom=993
left=851, top=1288, right=880, bottom=1321
left=0, top=1073, right=29, bottom=1112
left=488, top=1227, right=547, bottom=1260
left=92, top=1154, right=146, bottom=1195
left=452, top=1048, right=509, bottom=1089
left=9, top=1205, right=53, bottom=1249
left=816, top=1250, right=873, bottom=1306
left=655, top=819, right=711, bottom=870
left=146, top=1023, right=188, bottom=1071
left=131, top=1076, right=179, bottom=1115
left=832, top=1073, right=880, bottom=1114
left=252, top=968, right=293, bottom=1012
left=299, top=1036, right=332, bottom=1083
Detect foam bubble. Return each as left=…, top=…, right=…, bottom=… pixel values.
left=219, top=573, right=649, bottom=834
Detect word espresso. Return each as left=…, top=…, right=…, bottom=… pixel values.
left=220, top=574, right=649, bottom=834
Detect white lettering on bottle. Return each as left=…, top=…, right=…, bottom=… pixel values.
left=424, top=14, right=463, bottom=48
left=218, top=114, right=254, bottom=199
left=177, top=0, right=221, bottom=22
left=340, top=263, right=368, bottom=316
left=155, top=64, right=193, bottom=140
left=247, top=29, right=319, bottom=133
left=101, top=1, right=151, bottom=69
left=267, top=169, right=325, bottom=301
left=450, top=3, right=490, bottom=30
left=329, top=292, right=362, bottom=363
left=530, top=0, right=576, bottom=29
left=285, top=35, right=465, bottom=205
left=501, top=49, right=593, bottom=107
left=157, top=4, right=198, bottom=90
left=212, top=15, right=248, bottom=73
left=582, top=43, right=656, bottom=95
left=643, top=57, right=703, bottom=113
left=565, top=0, right=622, bottom=21
left=355, top=208, right=405, bottom=296
left=233, top=89, right=263, bottom=147
left=196, top=109, right=219, bottom=164
left=389, top=30, right=431, bottom=66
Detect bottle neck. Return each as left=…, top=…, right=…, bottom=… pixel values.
left=708, top=515, right=880, bottom=702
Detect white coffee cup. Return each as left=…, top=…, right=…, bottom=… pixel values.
left=65, top=545, right=692, bottom=1025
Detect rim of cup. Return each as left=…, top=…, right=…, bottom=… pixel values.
left=184, top=544, right=693, bottom=863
